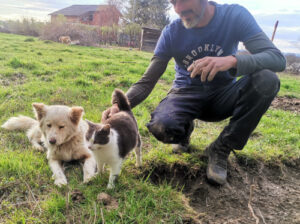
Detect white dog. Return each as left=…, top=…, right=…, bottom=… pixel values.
left=2, top=103, right=96, bottom=187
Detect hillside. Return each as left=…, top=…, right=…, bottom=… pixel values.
left=0, top=33, right=299, bottom=223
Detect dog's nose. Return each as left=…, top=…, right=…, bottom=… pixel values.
left=49, top=138, right=56, bottom=145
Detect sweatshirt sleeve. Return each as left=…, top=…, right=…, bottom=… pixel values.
left=231, top=32, right=286, bottom=76
left=126, top=56, right=169, bottom=108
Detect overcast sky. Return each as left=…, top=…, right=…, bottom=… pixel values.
left=0, top=0, right=300, bottom=54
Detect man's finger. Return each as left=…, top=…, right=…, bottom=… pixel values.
left=187, top=60, right=196, bottom=72
left=200, top=63, right=214, bottom=82
left=207, top=67, right=218, bottom=82
left=111, top=106, right=119, bottom=115
left=191, top=60, right=210, bottom=78
left=101, top=109, right=110, bottom=122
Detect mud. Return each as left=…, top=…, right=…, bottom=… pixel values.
left=0, top=73, right=26, bottom=86
left=144, top=156, right=300, bottom=224
left=271, top=96, right=300, bottom=113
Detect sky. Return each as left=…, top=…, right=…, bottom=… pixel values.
left=0, top=0, right=300, bottom=54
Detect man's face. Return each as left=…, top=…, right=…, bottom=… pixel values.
left=170, top=0, right=207, bottom=29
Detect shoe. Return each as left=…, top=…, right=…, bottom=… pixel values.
left=172, top=121, right=194, bottom=154
left=172, top=143, right=189, bottom=153
left=205, top=139, right=231, bottom=185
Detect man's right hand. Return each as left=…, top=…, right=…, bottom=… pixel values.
left=101, top=103, right=119, bottom=122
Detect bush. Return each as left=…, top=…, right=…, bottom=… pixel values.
left=24, top=37, right=35, bottom=42
left=100, top=25, right=119, bottom=45
left=285, top=53, right=300, bottom=66
left=119, top=23, right=142, bottom=47
left=285, top=53, right=300, bottom=75
left=40, top=15, right=101, bottom=46
left=0, top=16, right=141, bottom=48
left=0, top=18, right=44, bottom=36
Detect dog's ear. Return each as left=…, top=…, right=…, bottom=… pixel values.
left=32, top=103, right=46, bottom=121
left=70, top=107, right=84, bottom=125
left=100, top=124, right=110, bottom=135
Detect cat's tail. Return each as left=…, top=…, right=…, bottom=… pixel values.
left=111, top=88, right=131, bottom=111
left=1, top=115, right=38, bottom=131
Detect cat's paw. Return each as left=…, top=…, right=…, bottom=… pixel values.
left=135, top=160, right=142, bottom=168
left=54, top=178, right=67, bottom=187
left=107, top=183, right=115, bottom=189
left=83, top=173, right=97, bottom=183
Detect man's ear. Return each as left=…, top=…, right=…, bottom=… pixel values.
left=70, top=107, right=84, bottom=125
left=32, top=103, right=46, bottom=121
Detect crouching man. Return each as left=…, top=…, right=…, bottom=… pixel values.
left=102, top=0, right=285, bottom=185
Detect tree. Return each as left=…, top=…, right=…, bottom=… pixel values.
left=106, top=0, right=126, bottom=13
left=125, top=0, right=170, bottom=29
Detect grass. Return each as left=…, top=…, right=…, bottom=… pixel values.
left=0, top=32, right=299, bottom=223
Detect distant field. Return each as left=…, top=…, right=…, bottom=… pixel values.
left=0, top=32, right=299, bottom=224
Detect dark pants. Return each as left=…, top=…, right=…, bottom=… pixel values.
left=146, top=70, right=280, bottom=150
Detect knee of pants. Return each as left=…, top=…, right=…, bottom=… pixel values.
left=146, top=117, right=185, bottom=144
left=251, top=69, right=280, bottom=98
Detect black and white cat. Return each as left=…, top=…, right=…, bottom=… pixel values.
left=86, top=89, right=142, bottom=189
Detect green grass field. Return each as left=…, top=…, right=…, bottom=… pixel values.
left=0, top=32, right=299, bottom=223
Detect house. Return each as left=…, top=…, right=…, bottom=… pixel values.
left=49, top=5, right=122, bottom=27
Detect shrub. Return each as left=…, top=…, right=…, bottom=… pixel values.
left=9, top=58, right=23, bottom=68
left=40, top=15, right=101, bottom=46
left=24, top=37, right=35, bottom=42
left=0, top=18, right=44, bottom=36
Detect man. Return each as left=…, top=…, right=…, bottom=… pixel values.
left=103, top=0, right=286, bottom=185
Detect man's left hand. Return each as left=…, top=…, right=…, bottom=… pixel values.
left=187, top=56, right=237, bottom=82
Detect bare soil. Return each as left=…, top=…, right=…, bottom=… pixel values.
left=271, top=96, right=300, bottom=113
left=0, top=73, right=26, bottom=86
left=144, top=156, right=300, bottom=224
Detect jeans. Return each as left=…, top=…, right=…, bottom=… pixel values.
left=146, top=69, right=280, bottom=150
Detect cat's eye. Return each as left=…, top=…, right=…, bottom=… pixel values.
left=47, top=124, right=51, bottom=128
left=59, top=126, right=65, bottom=129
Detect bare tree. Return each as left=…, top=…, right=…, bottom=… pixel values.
left=106, top=0, right=127, bottom=13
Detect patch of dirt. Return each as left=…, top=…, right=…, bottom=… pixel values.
left=97, top=192, right=119, bottom=210
left=143, top=157, right=300, bottom=224
left=71, top=189, right=85, bottom=203
left=271, top=96, right=300, bottom=113
left=0, top=73, right=26, bottom=86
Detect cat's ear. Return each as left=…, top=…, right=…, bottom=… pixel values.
left=85, top=119, right=94, bottom=127
left=100, top=124, right=110, bottom=135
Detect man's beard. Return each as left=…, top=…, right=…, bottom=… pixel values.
left=180, top=0, right=207, bottom=29
left=181, top=12, right=203, bottom=29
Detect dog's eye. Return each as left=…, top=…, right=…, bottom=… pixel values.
left=59, top=126, right=64, bottom=129
left=47, top=124, right=51, bottom=128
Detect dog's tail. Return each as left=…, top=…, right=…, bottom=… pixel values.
left=111, top=89, right=131, bottom=111
left=1, top=116, right=38, bottom=131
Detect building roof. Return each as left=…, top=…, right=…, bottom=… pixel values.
left=49, top=5, right=118, bottom=16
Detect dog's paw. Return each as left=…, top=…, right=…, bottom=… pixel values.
left=54, top=178, right=67, bottom=187
left=33, top=144, right=45, bottom=152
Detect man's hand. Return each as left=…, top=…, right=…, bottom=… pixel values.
left=187, top=56, right=237, bottom=82
left=101, top=103, right=119, bottom=122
